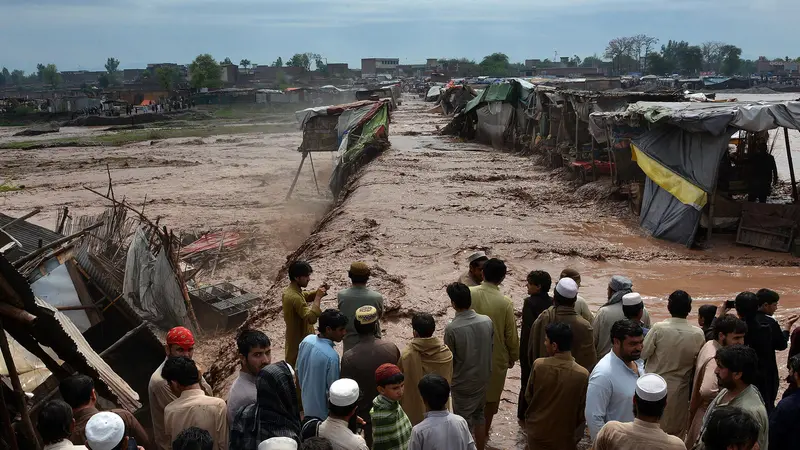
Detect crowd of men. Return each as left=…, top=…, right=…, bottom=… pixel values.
left=33, top=252, right=800, bottom=450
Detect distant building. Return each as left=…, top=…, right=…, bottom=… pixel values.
left=523, top=66, right=602, bottom=78
left=220, top=64, right=238, bottom=84
left=252, top=65, right=306, bottom=82
left=123, top=69, right=146, bottom=83
left=361, top=58, right=400, bottom=75
left=60, top=70, right=105, bottom=86
left=525, top=59, right=542, bottom=69
left=756, top=57, right=799, bottom=78
left=326, top=63, right=349, bottom=75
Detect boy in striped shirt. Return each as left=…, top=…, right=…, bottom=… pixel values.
left=371, top=363, right=412, bottom=450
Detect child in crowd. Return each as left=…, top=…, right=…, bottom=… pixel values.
left=370, top=364, right=412, bottom=450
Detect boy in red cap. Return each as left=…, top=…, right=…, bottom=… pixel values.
left=148, top=326, right=213, bottom=450
left=370, top=364, right=412, bottom=450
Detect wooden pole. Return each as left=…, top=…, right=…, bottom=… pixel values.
left=0, top=374, right=19, bottom=450
left=0, top=319, right=40, bottom=450
left=784, top=127, right=798, bottom=203
left=99, top=322, right=147, bottom=357
left=0, top=209, right=42, bottom=231
left=285, top=152, right=308, bottom=200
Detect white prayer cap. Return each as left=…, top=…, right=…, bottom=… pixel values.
left=85, top=412, right=125, bottom=450
left=622, top=293, right=643, bottom=306
left=329, top=378, right=360, bottom=407
left=636, top=373, right=668, bottom=402
left=257, top=437, right=297, bottom=450
left=555, top=278, right=578, bottom=298
left=467, top=251, right=488, bottom=263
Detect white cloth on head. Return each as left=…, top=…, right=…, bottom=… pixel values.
left=609, top=275, right=632, bottom=292
left=622, top=293, right=643, bottom=306
left=636, top=373, right=667, bottom=401
left=555, top=278, right=578, bottom=298
left=329, top=378, right=360, bottom=407
left=85, top=412, right=125, bottom=450
left=257, top=437, right=297, bottom=450
left=467, top=251, right=486, bottom=263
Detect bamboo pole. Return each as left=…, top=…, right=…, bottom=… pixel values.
left=12, top=221, right=104, bottom=268
left=0, top=319, right=40, bottom=450
left=784, top=127, right=798, bottom=203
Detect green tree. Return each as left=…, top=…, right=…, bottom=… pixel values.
left=189, top=54, right=222, bottom=89
left=156, top=66, right=181, bottom=91
left=273, top=57, right=283, bottom=67
left=287, top=53, right=311, bottom=71
left=41, top=64, right=62, bottom=88
left=36, top=63, right=45, bottom=81
left=105, top=57, right=121, bottom=85
left=97, top=73, right=111, bottom=88
left=680, top=46, right=704, bottom=76
left=0, top=67, right=6, bottom=86
left=647, top=53, right=670, bottom=75
left=239, top=58, right=251, bottom=74
left=222, top=57, right=233, bottom=65
left=479, top=52, right=510, bottom=76
left=580, top=55, right=603, bottom=68
left=720, top=45, right=743, bottom=76
left=10, top=69, right=24, bottom=85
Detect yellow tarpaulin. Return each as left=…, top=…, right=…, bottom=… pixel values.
left=631, top=144, right=707, bottom=209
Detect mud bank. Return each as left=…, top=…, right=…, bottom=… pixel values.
left=206, top=98, right=800, bottom=449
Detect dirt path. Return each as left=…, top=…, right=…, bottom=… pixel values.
left=206, top=98, right=800, bottom=449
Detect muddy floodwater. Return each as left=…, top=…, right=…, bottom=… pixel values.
left=2, top=97, right=798, bottom=449
left=203, top=97, right=799, bottom=449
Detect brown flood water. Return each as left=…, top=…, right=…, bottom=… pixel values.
left=203, top=97, right=799, bottom=449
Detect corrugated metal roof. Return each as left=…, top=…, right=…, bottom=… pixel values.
left=36, top=299, right=142, bottom=411
left=0, top=213, right=64, bottom=256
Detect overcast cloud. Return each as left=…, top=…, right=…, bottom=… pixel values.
left=2, top=0, right=797, bottom=72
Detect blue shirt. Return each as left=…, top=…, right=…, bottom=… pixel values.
left=585, top=351, right=645, bottom=441
left=296, top=334, right=340, bottom=419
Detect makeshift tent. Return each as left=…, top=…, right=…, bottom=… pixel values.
left=444, top=80, right=529, bottom=148
left=589, top=100, right=800, bottom=246
left=289, top=100, right=391, bottom=199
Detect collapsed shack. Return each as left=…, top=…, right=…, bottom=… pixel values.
left=355, top=84, right=401, bottom=108
left=0, top=206, right=167, bottom=450
left=436, top=85, right=478, bottom=115
left=290, top=100, right=391, bottom=199
left=589, top=100, right=800, bottom=249
left=441, top=79, right=534, bottom=149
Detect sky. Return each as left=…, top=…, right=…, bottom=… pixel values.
left=2, top=0, right=798, bottom=73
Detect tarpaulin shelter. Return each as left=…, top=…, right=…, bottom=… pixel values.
left=288, top=100, right=391, bottom=199
left=444, top=79, right=533, bottom=148
left=589, top=100, right=800, bottom=247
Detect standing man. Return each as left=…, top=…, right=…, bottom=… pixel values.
left=340, top=306, right=400, bottom=447
left=398, top=313, right=453, bottom=425
left=585, top=319, right=645, bottom=441
left=754, top=288, right=798, bottom=412
left=283, top=261, right=327, bottom=368
left=524, top=323, right=589, bottom=450
left=227, top=329, right=271, bottom=422
left=693, top=345, right=768, bottom=450
left=296, top=309, right=348, bottom=419
left=770, top=354, right=800, bottom=450
left=469, top=258, right=519, bottom=437
left=529, top=278, right=597, bottom=373
left=149, top=327, right=213, bottom=450
left=747, top=134, right=778, bottom=203
left=59, top=375, right=150, bottom=449
left=409, top=374, right=476, bottom=450
left=162, top=357, right=228, bottom=450
left=701, top=406, right=761, bottom=450
left=621, top=293, right=647, bottom=335
left=318, top=378, right=369, bottom=450
left=518, top=270, right=552, bottom=421
left=592, top=276, right=652, bottom=359
left=458, top=251, right=488, bottom=287
left=558, top=268, right=594, bottom=323
left=444, top=282, right=493, bottom=450
left=641, top=290, right=705, bottom=436
left=698, top=305, right=718, bottom=340
left=686, top=314, right=747, bottom=446
left=736, top=290, right=797, bottom=413
left=594, top=374, right=685, bottom=450
left=338, top=262, right=384, bottom=353
left=37, top=400, right=88, bottom=450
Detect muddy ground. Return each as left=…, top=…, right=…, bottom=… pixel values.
left=2, top=98, right=799, bottom=449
